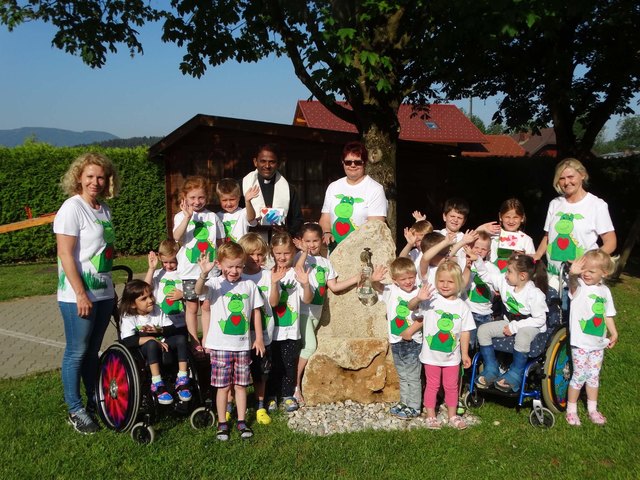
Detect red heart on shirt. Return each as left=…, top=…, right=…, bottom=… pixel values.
left=497, top=260, right=508, bottom=272
left=395, top=318, right=405, bottom=329
left=593, top=316, right=603, bottom=327
left=274, top=305, right=286, bottom=317
left=335, top=221, right=350, bottom=236
left=230, top=314, right=242, bottom=326
left=438, top=332, right=449, bottom=343
left=197, top=241, right=209, bottom=252
left=557, top=237, right=569, bottom=250
left=318, top=286, right=326, bottom=297
left=166, top=299, right=174, bottom=306
left=105, top=246, right=114, bottom=260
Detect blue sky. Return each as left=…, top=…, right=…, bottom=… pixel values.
left=0, top=19, right=635, bottom=139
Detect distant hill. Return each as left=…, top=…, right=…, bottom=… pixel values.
left=90, top=136, right=164, bottom=148
left=0, top=127, right=119, bottom=147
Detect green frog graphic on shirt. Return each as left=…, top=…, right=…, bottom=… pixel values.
left=390, top=298, right=411, bottom=335
left=580, top=294, right=607, bottom=337
left=427, top=310, right=458, bottom=353
left=222, top=220, right=237, bottom=243
left=469, top=270, right=491, bottom=303
left=274, top=281, right=298, bottom=327
left=548, top=212, right=584, bottom=263
left=186, top=219, right=216, bottom=263
left=219, top=292, right=249, bottom=335
left=332, top=194, right=364, bottom=244
left=505, top=292, right=525, bottom=315
left=159, top=278, right=184, bottom=316
left=311, top=265, right=329, bottom=305
left=90, top=220, right=115, bottom=273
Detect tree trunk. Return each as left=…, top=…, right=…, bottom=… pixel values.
left=361, top=125, right=397, bottom=240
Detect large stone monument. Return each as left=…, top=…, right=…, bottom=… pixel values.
left=302, top=220, right=400, bottom=405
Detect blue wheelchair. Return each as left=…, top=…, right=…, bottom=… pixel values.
left=464, top=287, right=571, bottom=428
left=94, top=266, right=215, bottom=443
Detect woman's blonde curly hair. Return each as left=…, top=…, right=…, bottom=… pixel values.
left=60, top=152, right=120, bottom=199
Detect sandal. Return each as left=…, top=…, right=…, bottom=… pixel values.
left=425, top=416, right=441, bottom=430
left=448, top=415, right=467, bottom=430
left=588, top=411, right=607, bottom=425
left=237, top=422, right=254, bottom=439
left=565, top=413, right=581, bottom=426
left=216, top=424, right=230, bottom=441
left=475, top=376, right=493, bottom=390
left=293, top=387, right=305, bottom=407
left=494, top=379, right=515, bottom=393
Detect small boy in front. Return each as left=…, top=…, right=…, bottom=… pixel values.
left=196, top=242, right=265, bottom=441
left=216, top=178, right=259, bottom=243
left=371, top=257, right=426, bottom=419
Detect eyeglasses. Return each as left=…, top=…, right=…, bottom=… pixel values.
left=343, top=160, right=364, bottom=166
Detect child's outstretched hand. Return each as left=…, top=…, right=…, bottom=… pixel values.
left=478, top=221, right=500, bottom=235
left=294, top=264, right=310, bottom=285
left=412, top=210, right=426, bottom=222
left=464, top=245, right=479, bottom=262
left=180, top=198, right=194, bottom=218
left=569, top=255, right=586, bottom=276
left=244, top=185, right=260, bottom=202
left=147, top=251, right=158, bottom=270
left=416, top=282, right=435, bottom=302
left=404, top=227, right=417, bottom=246
left=271, top=265, right=288, bottom=284
left=370, top=264, right=388, bottom=283
left=461, top=229, right=479, bottom=245
left=198, top=252, right=216, bottom=275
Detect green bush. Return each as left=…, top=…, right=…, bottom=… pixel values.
left=0, top=142, right=165, bottom=264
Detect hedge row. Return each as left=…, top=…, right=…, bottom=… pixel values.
left=0, top=142, right=166, bottom=264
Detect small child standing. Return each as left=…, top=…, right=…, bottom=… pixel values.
left=215, top=178, right=259, bottom=243
left=196, top=242, right=266, bottom=441
left=144, top=239, right=186, bottom=333
left=438, top=198, right=471, bottom=269
left=268, top=232, right=313, bottom=413
left=402, top=261, right=475, bottom=429
left=173, top=176, right=224, bottom=351
left=371, top=257, right=426, bottom=419
left=489, top=198, right=535, bottom=272
left=565, top=250, right=618, bottom=426
left=237, top=233, right=275, bottom=425
left=119, top=280, right=192, bottom=405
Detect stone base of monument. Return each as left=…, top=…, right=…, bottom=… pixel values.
left=302, top=337, right=399, bottom=405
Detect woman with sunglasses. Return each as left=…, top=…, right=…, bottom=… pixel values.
left=319, top=141, right=388, bottom=246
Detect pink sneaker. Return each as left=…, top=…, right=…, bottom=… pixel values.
left=565, top=412, right=581, bottom=426
left=588, top=411, right=607, bottom=425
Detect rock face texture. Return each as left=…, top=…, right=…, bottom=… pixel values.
left=303, top=220, right=401, bottom=405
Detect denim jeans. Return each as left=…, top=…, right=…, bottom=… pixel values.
left=59, top=299, right=114, bottom=414
left=391, top=340, right=422, bottom=410
left=469, top=312, right=492, bottom=349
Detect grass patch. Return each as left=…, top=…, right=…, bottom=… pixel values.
left=1, top=276, right=639, bottom=478
left=0, top=255, right=148, bottom=302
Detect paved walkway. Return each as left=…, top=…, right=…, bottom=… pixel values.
left=0, top=295, right=119, bottom=379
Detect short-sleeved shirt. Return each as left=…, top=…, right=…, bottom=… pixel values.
left=418, top=295, right=475, bottom=366
left=272, top=268, right=305, bottom=341
left=53, top=195, right=115, bottom=302
left=490, top=229, right=535, bottom=272
left=569, top=278, right=616, bottom=350
left=321, top=176, right=387, bottom=243
left=465, top=261, right=500, bottom=316
left=150, top=268, right=185, bottom=328
left=295, top=253, right=337, bottom=318
left=242, top=269, right=275, bottom=346
left=380, top=283, right=423, bottom=344
left=174, top=209, right=224, bottom=280
left=544, top=193, right=614, bottom=276
left=216, top=208, right=254, bottom=243
left=120, top=306, right=174, bottom=340
left=203, top=277, right=263, bottom=351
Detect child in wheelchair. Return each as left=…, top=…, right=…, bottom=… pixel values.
left=471, top=253, right=548, bottom=392
left=119, top=279, right=192, bottom=405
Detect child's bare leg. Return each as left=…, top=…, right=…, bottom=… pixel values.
left=216, top=386, right=230, bottom=422
left=185, top=300, right=200, bottom=346
left=234, top=385, right=247, bottom=421
left=178, top=361, right=188, bottom=372
left=585, top=385, right=599, bottom=403
left=200, top=298, right=211, bottom=343
left=295, top=357, right=308, bottom=393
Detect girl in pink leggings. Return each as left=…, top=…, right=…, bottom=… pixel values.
left=402, top=261, right=475, bottom=429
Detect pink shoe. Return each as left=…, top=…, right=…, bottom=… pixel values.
left=588, top=411, right=607, bottom=425
left=565, top=412, right=581, bottom=426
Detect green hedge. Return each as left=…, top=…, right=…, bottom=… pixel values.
left=0, top=143, right=166, bottom=264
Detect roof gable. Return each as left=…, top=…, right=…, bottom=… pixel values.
left=462, top=135, right=526, bottom=157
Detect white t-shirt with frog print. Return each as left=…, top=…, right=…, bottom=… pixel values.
left=569, top=278, right=616, bottom=351
left=380, top=283, right=423, bottom=344
left=150, top=268, right=185, bottom=328
left=216, top=208, right=255, bottom=243
left=120, top=306, right=174, bottom=340
left=272, top=268, right=306, bottom=341
left=242, top=269, right=275, bottom=346
left=174, top=209, right=224, bottom=280
left=295, top=253, right=337, bottom=319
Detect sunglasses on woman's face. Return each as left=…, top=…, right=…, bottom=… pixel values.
left=343, top=159, right=364, bottom=166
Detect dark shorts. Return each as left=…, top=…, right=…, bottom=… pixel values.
left=250, top=344, right=272, bottom=382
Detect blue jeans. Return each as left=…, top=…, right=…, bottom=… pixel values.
left=59, top=299, right=114, bottom=414
left=470, top=312, right=492, bottom=349
left=391, top=340, right=422, bottom=410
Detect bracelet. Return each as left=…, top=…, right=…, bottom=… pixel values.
left=323, top=231, right=331, bottom=235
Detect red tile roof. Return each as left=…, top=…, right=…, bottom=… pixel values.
left=294, top=100, right=487, bottom=144
left=462, top=135, right=526, bottom=157
left=510, top=127, right=557, bottom=157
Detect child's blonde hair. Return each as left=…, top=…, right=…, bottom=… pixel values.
left=435, top=261, right=464, bottom=296
left=420, top=231, right=446, bottom=254
left=217, top=241, right=246, bottom=262
left=411, top=220, right=433, bottom=235
left=158, top=239, right=179, bottom=258
left=553, top=158, right=589, bottom=194
left=215, top=178, right=241, bottom=198
left=390, top=257, right=417, bottom=278
left=60, top=152, right=120, bottom=199
left=238, top=232, right=269, bottom=256
left=181, top=175, right=209, bottom=198
left=270, top=231, right=295, bottom=250
left=581, top=249, right=615, bottom=276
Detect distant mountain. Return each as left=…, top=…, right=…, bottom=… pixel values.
left=90, top=136, right=164, bottom=148
left=0, top=127, right=119, bottom=147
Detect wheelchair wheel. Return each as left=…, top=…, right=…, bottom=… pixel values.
left=541, top=327, right=571, bottom=414
left=96, top=343, right=141, bottom=432
left=131, top=422, right=156, bottom=444
left=529, top=407, right=555, bottom=428
left=463, top=390, right=485, bottom=409
left=190, top=406, right=215, bottom=429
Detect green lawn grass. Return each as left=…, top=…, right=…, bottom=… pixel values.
left=1, top=275, right=639, bottom=479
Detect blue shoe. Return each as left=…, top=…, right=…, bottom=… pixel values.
left=175, top=376, right=192, bottom=402
left=396, top=406, right=420, bottom=419
left=151, top=381, right=173, bottom=405
left=282, top=396, right=299, bottom=412
left=267, top=398, right=278, bottom=413
left=389, top=403, right=406, bottom=416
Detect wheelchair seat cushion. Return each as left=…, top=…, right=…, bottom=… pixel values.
left=493, top=330, right=552, bottom=358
